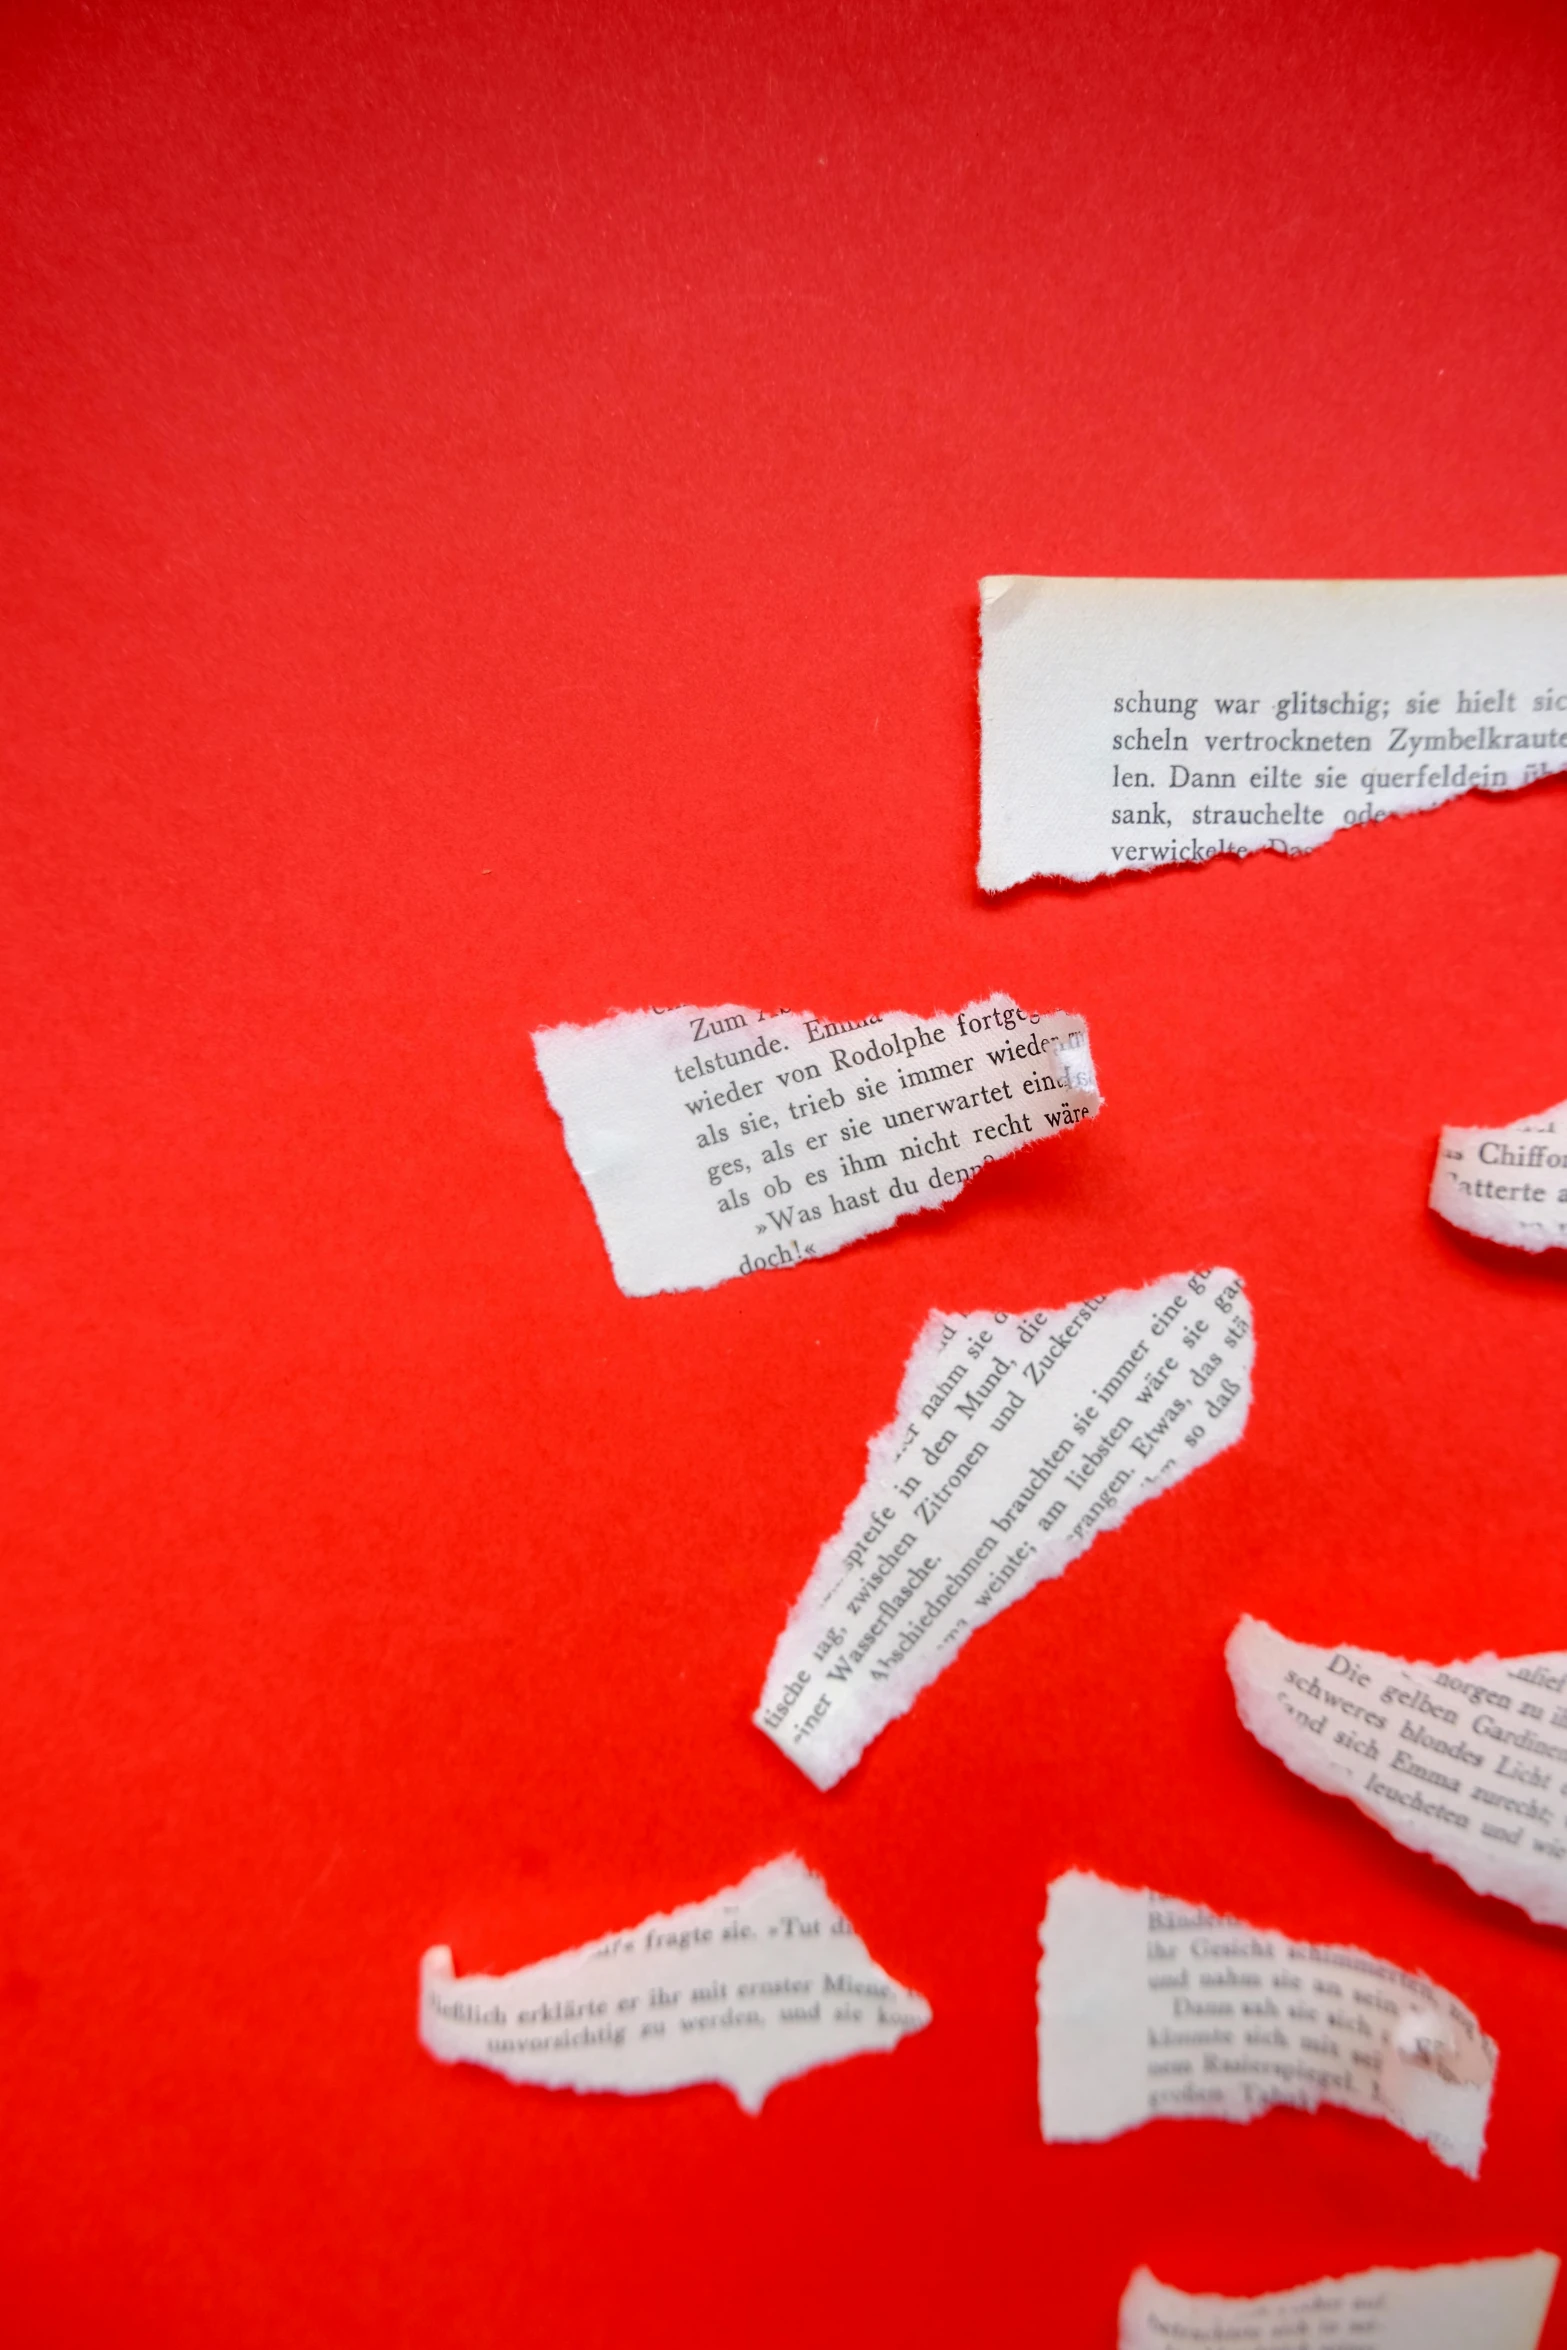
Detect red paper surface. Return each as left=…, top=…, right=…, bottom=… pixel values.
left=3, top=2, right=1566, bottom=2342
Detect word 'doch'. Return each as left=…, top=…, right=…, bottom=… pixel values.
left=533, top=996, right=1099, bottom=1295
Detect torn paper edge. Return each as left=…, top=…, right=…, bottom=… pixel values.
left=1430, top=1097, right=1567, bottom=1252
left=419, top=1853, right=931, bottom=2115
left=1119, top=2253, right=1559, bottom=2350
left=756, top=1270, right=1253, bottom=1789
left=977, top=574, right=1567, bottom=890
left=1228, top=1615, right=1567, bottom=1930
left=1038, top=1869, right=1496, bottom=2175
left=532, top=995, right=1101, bottom=1295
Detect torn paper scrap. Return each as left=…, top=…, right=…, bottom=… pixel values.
left=419, top=1854, right=929, bottom=2114
left=1038, top=1870, right=1496, bottom=2174
left=1229, top=1617, right=1567, bottom=1930
left=532, top=996, right=1099, bottom=1295
left=1430, top=1098, right=1567, bottom=1252
left=756, top=1269, right=1252, bottom=1790
left=978, top=575, right=1567, bottom=888
left=1119, top=2254, right=1558, bottom=2350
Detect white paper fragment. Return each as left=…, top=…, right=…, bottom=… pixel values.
left=1229, top=1617, right=1567, bottom=1929
left=419, top=1855, right=929, bottom=2114
left=532, top=996, right=1100, bottom=1295
left=1038, top=1870, right=1496, bottom=2175
left=1430, top=1098, right=1567, bottom=1252
left=756, top=1270, right=1253, bottom=1789
left=978, top=575, right=1567, bottom=888
left=1119, top=2254, right=1558, bottom=2350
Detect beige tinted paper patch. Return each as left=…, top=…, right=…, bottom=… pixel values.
left=533, top=995, right=1099, bottom=1295
left=420, top=1855, right=930, bottom=2115
left=1430, top=1097, right=1567, bottom=1251
left=979, top=575, right=1567, bottom=888
left=1118, top=2255, right=1557, bottom=2350
left=1229, top=1617, right=1567, bottom=1929
left=1039, top=1870, right=1496, bottom=2175
left=757, top=1271, right=1252, bottom=1789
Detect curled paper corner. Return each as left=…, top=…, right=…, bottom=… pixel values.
left=1038, top=1869, right=1496, bottom=2176
left=1429, top=1097, right=1567, bottom=1252
left=531, top=994, right=1100, bottom=1296
left=418, top=1854, right=931, bottom=2116
left=1227, top=1615, right=1567, bottom=1930
left=1391, top=2003, right=1491, bottom=2089
left=1119, top=2253, right=1559, bottom=2350
left=756, top=1268, right=1253, bottom=1789
left=977, top=574, right=1567, bottom=890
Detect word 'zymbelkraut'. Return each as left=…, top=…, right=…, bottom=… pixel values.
left=979, top=575, right=1567, bottom=887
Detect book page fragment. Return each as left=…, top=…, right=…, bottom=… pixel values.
left=1430, top=1098, right=1567, bottom=1251
left=978, top=575, right=1567, bottom=888
left=419, top=1855, right=930, bottom=2114
left=533, top=996, right=1100, bottom=1295
left=1038, top=1870, right=1496, bottom=2174
left=1229, top=1617, right=1567, bottom=1929
left=1119, top=2254, right=1558, bottom=2350
left=756, top=1270, right=1252, bottom=1789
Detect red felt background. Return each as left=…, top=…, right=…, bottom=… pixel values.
left=4, top=1, right=1567, bottom=2341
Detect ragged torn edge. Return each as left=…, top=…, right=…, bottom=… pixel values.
left=977, top=574, right=1567, bottom=891
left=1038, top=1869, right=1496, bottom=2176
left=531, top=995, right=1100, bottom=1296
left=419, top=1854, right=930, bottom=2115
left=1119, top=2253, right=1558, bottom=2350
left=1229, top=1617, right=1567, bottom=1930
left=1430, top=1097, right=1567, bottom=1253
left=756, top=1269, right=1253, bottom=1790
